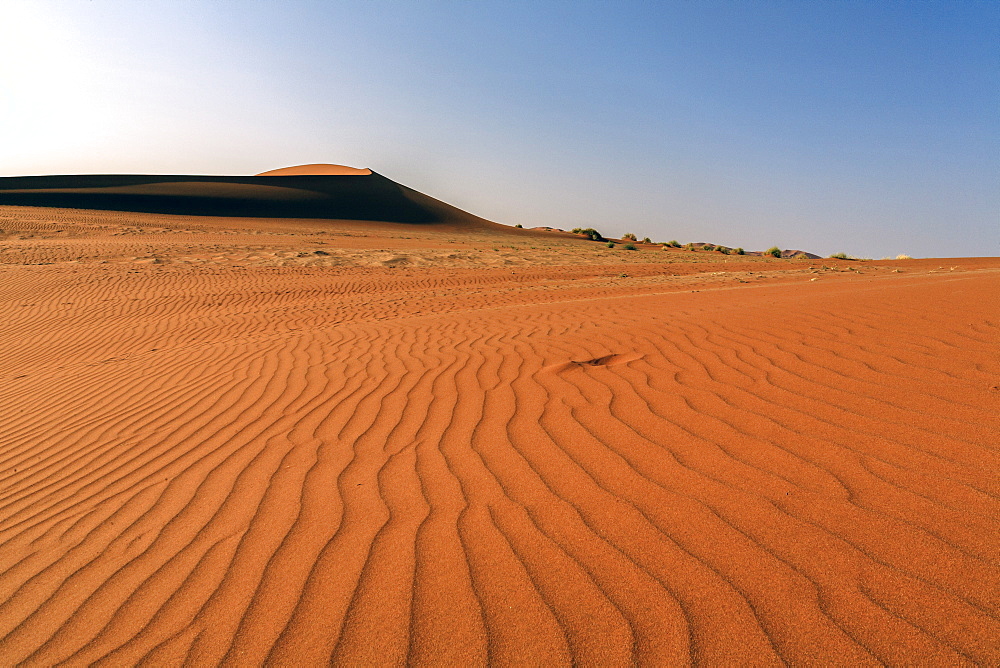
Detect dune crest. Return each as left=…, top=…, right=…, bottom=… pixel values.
left=256, top=164, right=372, bottom=176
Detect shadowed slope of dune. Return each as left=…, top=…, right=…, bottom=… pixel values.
left=0, top=167, right=501, bottom=229
left=0, top=215, right=997, bottom=666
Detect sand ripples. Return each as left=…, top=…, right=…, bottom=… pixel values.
left=1, top=265, right=997, bottom=665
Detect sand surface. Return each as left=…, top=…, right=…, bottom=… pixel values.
left=0, top=205, right=998, bottom=665
left=255, top=164, right=373, bottom=176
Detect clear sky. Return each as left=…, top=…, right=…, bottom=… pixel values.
left=2, top=0, right=997, bottom=258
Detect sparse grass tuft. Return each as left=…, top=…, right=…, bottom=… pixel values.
left=896, top=254, right=912, bottom=260
left=829, top=252, right=850, bottom=259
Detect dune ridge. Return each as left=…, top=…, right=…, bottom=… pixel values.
left=255, top=164, right=373, bottom=176
left=0, top=170, right=499, bottom=229
left=0, top=201, right=997, bottom=666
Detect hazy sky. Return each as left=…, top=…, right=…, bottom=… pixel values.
left=2, top=0, right=997, bottom=258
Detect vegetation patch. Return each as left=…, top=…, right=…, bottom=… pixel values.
left=571, top=227, right=606, bottom=242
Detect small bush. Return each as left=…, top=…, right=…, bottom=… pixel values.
left=684, top=243, right=695, bottom=251
left=896, top=253, right=912, bottom=260
left=571, top=227, right=605, bottom=241
left=606, top=241, right=616, bottom=248
left=515, top=224, right=523, bottom=228
left=734, top=247, right=745, bottom=255
left=828, top=252, right=850, bottom=259
left=624, top=243, right=638, bottom=251
left=717, top=246, right=730, bottom=254
left=666, top=240, right=680, bottom=247
left=766, top=246, right=782, bottom=258
left=703, top=244, right=715, bottom=251
left=622, top=232, right=637, bottom=241
left=641, top=237, right=651, bottom=244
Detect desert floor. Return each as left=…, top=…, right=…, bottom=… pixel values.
left=1, top=206, right=998, bottom=666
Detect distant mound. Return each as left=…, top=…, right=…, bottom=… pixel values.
left=0, top=165, right=502, bottom=230
left=782, top=250, right=822, bottom=259
left=256, top=164, right=372, bottom=176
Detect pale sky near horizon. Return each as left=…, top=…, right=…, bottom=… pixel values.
left=1, top=0, right=997, bottom=258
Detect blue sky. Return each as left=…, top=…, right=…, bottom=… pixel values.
left=2, top=1, right=997, bottom=258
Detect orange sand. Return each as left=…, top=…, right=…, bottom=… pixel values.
left=256, top=164, right=373, bottom=176
left=0, top=204, right=997, bottom=665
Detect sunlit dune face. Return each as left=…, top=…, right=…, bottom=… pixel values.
left=255, top=164, right=372, bottom=176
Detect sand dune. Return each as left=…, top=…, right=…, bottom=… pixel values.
left=0, top=168, right=499, bottom=228
left=0, top=203, right=997, bottom=665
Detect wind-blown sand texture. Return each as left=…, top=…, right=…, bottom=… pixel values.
left=0, top=197, right=998, bottom=664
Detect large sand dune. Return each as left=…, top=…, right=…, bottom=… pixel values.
left=0, top=202, right=997, bottom=665
left=0, top=167, right=498, bottom=228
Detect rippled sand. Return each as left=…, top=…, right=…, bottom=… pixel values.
left=1, top=206, right=997, bottom=665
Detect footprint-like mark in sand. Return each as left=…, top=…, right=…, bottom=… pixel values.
left=548, top=352, right=644, bottom=374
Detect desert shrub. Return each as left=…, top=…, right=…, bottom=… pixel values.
left=896, top=253, right=912, bottom=260
left=828, top=252, right=850, bottom=259
left=666, top=240, right=680, bottom=247
left=622, top=232, right=637, bottom=241
left=624, top=243, right=638, bottom=251
left=734, top=247, right=745, bottom=255
left=766, top=246, right=782, bottom=258
left=515, top=224, right=523, bottom=228
left=571, top=227, right=605, bottom=241
left=684, top=243, right=695, bottom=250
left=717, top=246, right=729, bottom=254
left=703, top=244, right=715, bottom=251
left=641, top=237, right=651, bottom=244
left=606, top=241, right=616, bottom=248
